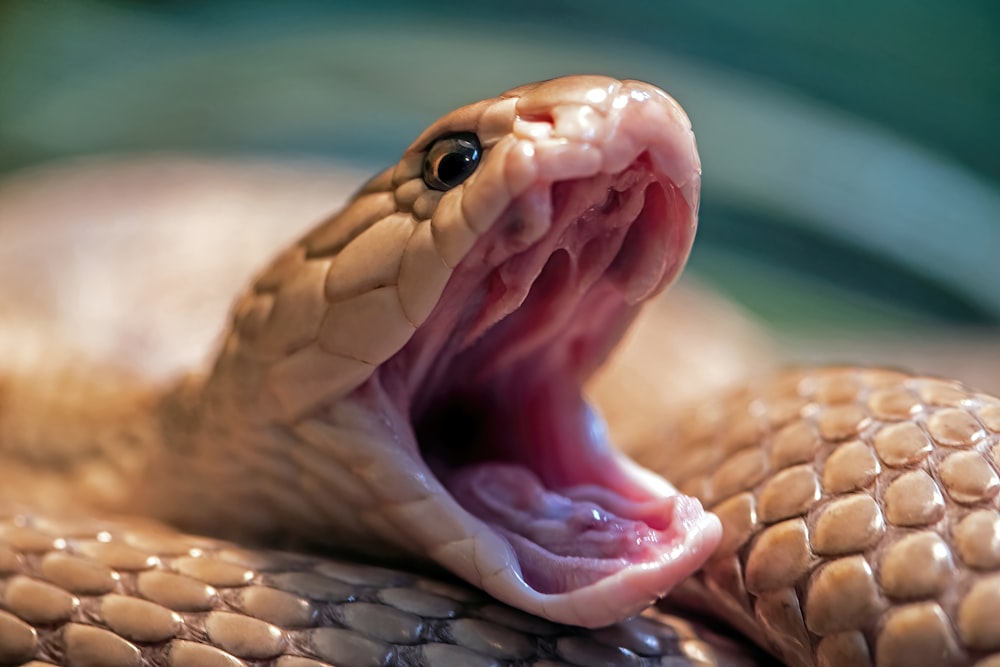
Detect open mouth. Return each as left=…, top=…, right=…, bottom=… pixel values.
left=374, top=150, right=718, bottom=620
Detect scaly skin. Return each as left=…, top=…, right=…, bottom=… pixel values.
left=0, top=513, right=761, bottom=666
left=1, top=77, right=998, bottom=666
left=647, top=368, right=1000, bottom=667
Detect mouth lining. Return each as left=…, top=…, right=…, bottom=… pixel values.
left=401, top=155, right=700, bottom=596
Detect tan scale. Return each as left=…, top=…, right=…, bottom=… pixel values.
left=646, top=368, right=1000, bottom=666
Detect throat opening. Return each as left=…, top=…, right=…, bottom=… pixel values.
left=414, top=247, right=574, bottom=477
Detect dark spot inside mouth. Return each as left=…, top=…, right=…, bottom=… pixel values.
left=416, top=248, right=573, bottom=473
left=503, top=218, right=528, bottom=240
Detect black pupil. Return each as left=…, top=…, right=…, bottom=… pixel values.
left=437, top=152, right=473, bottom=186
left=424, top=133, right=481, bottom=191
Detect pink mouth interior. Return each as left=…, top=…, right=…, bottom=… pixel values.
left=391, top=155, right=703, bottom=595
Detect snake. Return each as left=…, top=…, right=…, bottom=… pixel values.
left=1, top=75, right=999, bottom=667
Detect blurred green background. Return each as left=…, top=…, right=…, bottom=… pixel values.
left=1, top=0, right=998, bottom=331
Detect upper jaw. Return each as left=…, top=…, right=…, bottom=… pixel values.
left=449, top=77, right=703, bottom=304
left=483, top=77, right=701, bottom=228
left=400, top=76, right=701, bottom=261
left=508, top=77, right=701, bottom=211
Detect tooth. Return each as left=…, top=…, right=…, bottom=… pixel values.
left=618, top=182, right=649, bottom=223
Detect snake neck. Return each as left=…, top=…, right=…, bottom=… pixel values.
left=0, top=349, right=407, bottom=561
left=127, top=356, right=410, bottom=560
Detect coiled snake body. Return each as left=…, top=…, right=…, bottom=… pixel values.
left=1, top=76, right=998, bottom=667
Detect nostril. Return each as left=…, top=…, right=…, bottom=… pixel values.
left=518, top=111, right=555, bottom=125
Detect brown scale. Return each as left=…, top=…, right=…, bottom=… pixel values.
left=643, top=368, right=1000, bottom=667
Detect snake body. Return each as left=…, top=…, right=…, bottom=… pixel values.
left=1, top=76, right=999, bottom=666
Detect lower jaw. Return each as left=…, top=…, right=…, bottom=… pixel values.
left=418, top=306, right=689, bottom=595
left=444, top=457, right=688, bottom=595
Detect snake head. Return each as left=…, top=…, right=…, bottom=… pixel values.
left=209, top=75, right=721, bottom=629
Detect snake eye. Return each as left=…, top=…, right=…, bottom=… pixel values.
left=422, top=133, right=482, bottom=191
